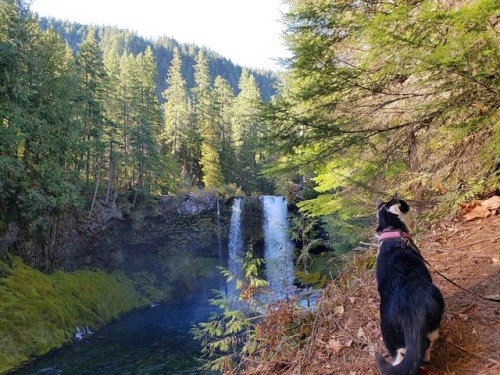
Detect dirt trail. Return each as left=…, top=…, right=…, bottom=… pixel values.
left=420, top=214, right=500, bottom=375
left=241, top=204, right=499, bottom=375
left=319, top=213, right=499, bottom=375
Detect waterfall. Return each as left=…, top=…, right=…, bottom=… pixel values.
left=216, top=199, right=222, bottom=263
left=227, top=198, right=244, bottom=298
left=261, top=196, right=295, bottom=298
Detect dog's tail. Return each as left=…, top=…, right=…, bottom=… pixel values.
left=375, top=324, right=426, bottom=375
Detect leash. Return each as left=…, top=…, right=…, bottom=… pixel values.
left=377, top=230, right=500, bottom=303
left=422, top=257, right=500, bottom=303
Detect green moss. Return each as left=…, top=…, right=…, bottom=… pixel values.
left=128, top=270, right=172, bottom=303
left=163, top=255, right=216, bottom=279
left=0, top=256, right=150, bottom=374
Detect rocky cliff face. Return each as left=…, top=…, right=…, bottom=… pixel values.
left=5, top=193, right=280, bottom=304
left=10, top=193, right=232, bottom=273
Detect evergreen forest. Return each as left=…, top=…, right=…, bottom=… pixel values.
left=1, top=0, right=278, bottom=249
left=1, top=0, right=499, bottom=373
left=270, top=0, right=499, bottom=217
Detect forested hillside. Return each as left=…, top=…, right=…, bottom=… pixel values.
left=1, top=0, right=278, bottom=263
left=38, top=17, right=278, bottom=102
left=1, top=0, right=499, bottom=373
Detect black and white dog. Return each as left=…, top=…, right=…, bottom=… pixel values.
left=375, top=196, right=444, bottom=375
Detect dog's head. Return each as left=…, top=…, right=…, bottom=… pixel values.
left=376, top=194, right=413, bottom=233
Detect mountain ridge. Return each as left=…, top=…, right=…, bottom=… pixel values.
left=39, top=16, right=278, bottom=102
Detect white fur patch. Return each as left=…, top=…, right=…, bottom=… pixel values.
left=393, top=347, right=407, bottom=366
left=388, top=203, right=414, bottom=231
left=425, top=329, right=439, bottom=362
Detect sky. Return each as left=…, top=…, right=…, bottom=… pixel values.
left=31, top=0, right=290, bottom=71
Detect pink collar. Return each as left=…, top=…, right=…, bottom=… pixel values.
left=378, top=230, right=412, bottom=241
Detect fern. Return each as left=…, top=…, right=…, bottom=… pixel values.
left=192, top=250, right=267, bottom=372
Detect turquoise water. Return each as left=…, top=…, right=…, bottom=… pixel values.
left=9, top=196, right=296, bottom=375
left=10, top=301, right=218, bottom=375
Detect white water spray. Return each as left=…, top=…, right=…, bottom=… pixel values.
left=261, top=196, right=295, bottom=298
left=216, top=199, right=222, bottom=263
left=227, top=198, right=244, bottom=298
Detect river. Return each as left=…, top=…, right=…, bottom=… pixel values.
left=10, top=287, right=222, bottom=375
left=10, top=196, right=294, bottom=375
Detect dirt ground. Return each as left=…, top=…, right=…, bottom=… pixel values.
left=417, top=213, right=500, bottom=375
left=241, top=199, right=500, bottom=375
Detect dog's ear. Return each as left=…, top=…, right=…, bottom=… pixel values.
left=392, top=192, right=408, bottom=207
left=376, top=198, right=385, bottom=209
left=399, top=199, right=410, bottom=214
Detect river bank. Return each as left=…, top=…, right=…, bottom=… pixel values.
left=0, top=192, right=230, bottom=374
left=0, top=256, right=150, bottom=373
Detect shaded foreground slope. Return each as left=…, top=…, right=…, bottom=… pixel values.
left=239, top=208, right=499, bottom=374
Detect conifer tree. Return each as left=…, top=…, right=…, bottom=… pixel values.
left=162, top=47, right=191, bottom=185
left=267, top=0, right=500, bottom=220
left=232, top=69, right=265, bottom=193
left=212, top=75, right=236, bottom=185
left=0, top=0, right=34, bottom=212
left=117, top=52, right=136, bottom=186
left=102, top=46, right=122, bottom=204
left=130, top=47, right=164, bottom=199
left=75, top=27, right=108, bottom=190
left=193, top=51, right=224, bottom=189
left=1, top=1, right=83, bottom=267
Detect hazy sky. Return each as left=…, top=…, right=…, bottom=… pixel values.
left=31, top=0, right=290, bottom=71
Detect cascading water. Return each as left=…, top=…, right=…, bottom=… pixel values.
left=216, top=198, right=222, bottom=263
left=261, top=195, right=295, bottom=299
left=227, top=198, right=244, bottom=298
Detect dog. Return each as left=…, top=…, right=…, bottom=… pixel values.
left=374, top=196, right=444, bottom=375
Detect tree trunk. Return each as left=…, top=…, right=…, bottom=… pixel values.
left=89, top=156, right=102, bottom=218
left=105, top=142, right=114, bottom=205
left=44, top=219, right=58, bottom=273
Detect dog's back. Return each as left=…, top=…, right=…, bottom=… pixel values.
left=375, top=197, right=444, bottom=375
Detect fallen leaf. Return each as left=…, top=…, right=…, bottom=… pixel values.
left=327, top=338, right=346, bottom=354
left=481, top=196, right=500, bottom=210
left=357, top=327, right=366, bottom=338
left=334, top=305, right=345, bottom=314
left=459, top=313, right=469, bottom=321
left=463, top=205, right=491, bottom=221
left=436, top=182, right=447, bottom=194
left=459, top=200, right=481, bottom=210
